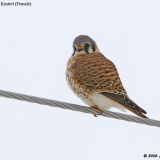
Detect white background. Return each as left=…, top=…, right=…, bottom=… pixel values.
left=0, top=0, right=160, bottom=159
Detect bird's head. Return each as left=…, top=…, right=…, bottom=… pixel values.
left=72, top=35, right=99, bottom=56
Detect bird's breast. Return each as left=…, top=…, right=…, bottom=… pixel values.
left=66, top=55, right=93, bottom=100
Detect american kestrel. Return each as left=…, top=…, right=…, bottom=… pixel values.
left=66, top=35, right=148, bottom=118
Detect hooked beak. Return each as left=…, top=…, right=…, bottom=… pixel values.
left=76, top=44, right=84, bottom=52
left=72, top=44, right=85, bottom=56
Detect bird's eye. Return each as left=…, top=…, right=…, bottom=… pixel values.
left=72, top=45, right=76, bottom=56
left=84, top=43, right=90, bottom=53
left=73, top=45, right=76, bottom=52
left=84, top=43, right=90, bottom=49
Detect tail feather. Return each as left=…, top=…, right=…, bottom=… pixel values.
left=124, top=105, right=148, bottom=119
left=101, top=92, right=148, bottom=119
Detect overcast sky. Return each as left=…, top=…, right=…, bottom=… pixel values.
left=0, top=0, right=160, bottom=160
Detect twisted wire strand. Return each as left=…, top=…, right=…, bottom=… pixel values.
left=0, top=89, right=159, bottom=127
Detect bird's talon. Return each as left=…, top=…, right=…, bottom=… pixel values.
left=89, top=105, right=102, bottom=117
left=93, top=111, right=102, bottom=117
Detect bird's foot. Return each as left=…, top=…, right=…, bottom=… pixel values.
left=89, top=105, right=102, bottom=117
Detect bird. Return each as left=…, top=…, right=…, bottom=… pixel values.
left=66, top=35, right=148, bottom=118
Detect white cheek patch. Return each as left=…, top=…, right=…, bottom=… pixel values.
left=88, top=46, right=94, bottom=53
